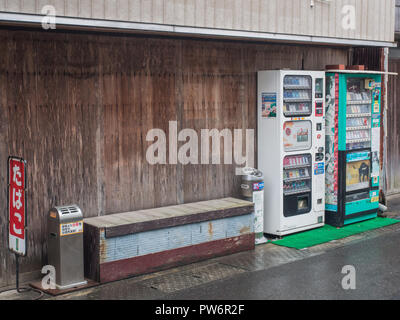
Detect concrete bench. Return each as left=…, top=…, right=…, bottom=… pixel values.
left=83, top=197, right=255, bottom=283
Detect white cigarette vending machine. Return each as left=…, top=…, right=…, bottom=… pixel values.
left=257, top=70, right=326, bottom=236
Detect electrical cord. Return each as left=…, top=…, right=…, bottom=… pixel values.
left=15, top=254, right=45, bottom=300
left=0, top=254, right=44, bottom=300
left=0, top=285, right=44, bottom=300
left=17, top=284, right=45, bottom=300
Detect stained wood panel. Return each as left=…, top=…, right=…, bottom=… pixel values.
left=0, top=28, right=348, bottom=287
left=387, top=59, right=400, bottom=194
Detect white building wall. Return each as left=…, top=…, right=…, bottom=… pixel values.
left=0, top=0, right=395, bottom=43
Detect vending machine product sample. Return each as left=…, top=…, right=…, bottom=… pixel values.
left=325, top=71, right=382, bottom=227
left=258, top=70, right=326, bottom=236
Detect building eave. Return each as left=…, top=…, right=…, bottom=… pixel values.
left=0, top=12, right=397, bottom=48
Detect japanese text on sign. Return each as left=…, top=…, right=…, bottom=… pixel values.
left=60, top=221, right=83, bottom=236
left=8, top=157, right=26, bottom=256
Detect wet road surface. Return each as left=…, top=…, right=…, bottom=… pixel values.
left=164, top=229, right=400, bottom=300
left=2, top=215, right=400, bottom=300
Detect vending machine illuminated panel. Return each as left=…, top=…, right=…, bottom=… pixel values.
left=283, top=75, right=312, bottom=117
left=283, top=121, right=312, bottom=152
left=283, top=154, right=312, bottom=217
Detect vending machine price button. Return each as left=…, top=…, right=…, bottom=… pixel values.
left=315, top=102, right=323, bottom=117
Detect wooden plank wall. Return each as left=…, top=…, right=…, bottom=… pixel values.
left=387, top=59, right=400, bottom=194
left=396, top=0, right=400, bottom=33
left=0, top=28, right=348, bottom=287
left=352, top=47, right=382, bottom=71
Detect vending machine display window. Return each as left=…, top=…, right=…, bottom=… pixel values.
left=283, top=75, right=312, bottom=117
left=282, top=154, right=312, bottom=217
left=347, top=78, right=372, bottom=103
left=283, top=154, right=312, bottom=194
left=346, top=78, right=372, bottom=151
left=346, top=158, right=371, bottom=192
left=283, top=120, right=312, bottom=152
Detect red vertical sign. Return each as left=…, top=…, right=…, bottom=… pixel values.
left=8, top=157, right=26, bottom=256
left=334, top=73, right=339, bottom=198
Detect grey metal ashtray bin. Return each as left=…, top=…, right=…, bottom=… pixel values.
left=47, top=205, right=87, bottom=289
left=240, top=167, right=264, bottom=199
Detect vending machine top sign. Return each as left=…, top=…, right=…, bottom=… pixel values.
left=8, top=156, right=27, bottom=256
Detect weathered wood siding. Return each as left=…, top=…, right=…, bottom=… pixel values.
left=396, top=0, right=400, bottom=34
left=387, top=58, right=400, bottom=194
left=0, top=0, right=395, bottom=42
left=0, top=27, right=348, bottom=287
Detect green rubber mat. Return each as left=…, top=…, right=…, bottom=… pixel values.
left=272, top=217, right=400, bottom=250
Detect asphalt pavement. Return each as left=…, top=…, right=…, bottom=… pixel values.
left=164, top=228, right=400, bottom=300
left=46, top=221, right=400, bottom=300
left=2, top=196, right=400, bottom=300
